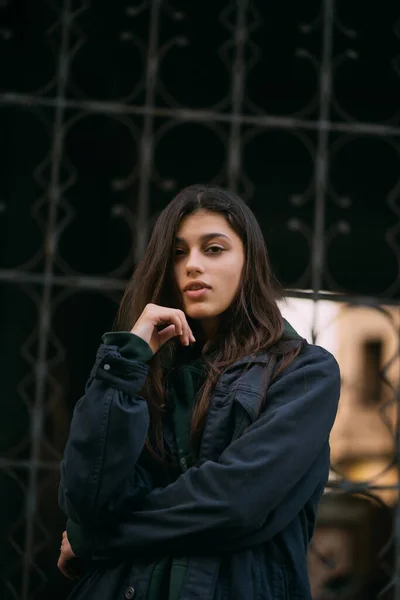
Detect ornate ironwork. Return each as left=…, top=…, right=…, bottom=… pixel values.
left=0, top=0, right=399, bottom=598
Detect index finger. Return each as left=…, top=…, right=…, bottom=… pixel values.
left=177, top=309, right=196, bottom=344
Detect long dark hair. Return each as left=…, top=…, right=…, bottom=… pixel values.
left=117, top=185, right=301, bottom=459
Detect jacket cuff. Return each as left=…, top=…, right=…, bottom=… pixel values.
left=66, top=518, right=91, bottom=558
left=102, top=332, right=153, bottom=363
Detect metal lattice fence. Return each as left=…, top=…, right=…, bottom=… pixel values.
left=1, top=1, right=400, bottom=598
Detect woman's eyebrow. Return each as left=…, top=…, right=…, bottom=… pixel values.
left=175, top=232, right=230, bottom=244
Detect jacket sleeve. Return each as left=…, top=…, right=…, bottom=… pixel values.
left=92, top=345, right=340, bottom=557
left=58, top=336, right=153, bottom=528
left=66, top=518, right=92, bottom=558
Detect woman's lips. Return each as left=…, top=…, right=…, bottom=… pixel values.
left=184, top=288, right=210, bottom=299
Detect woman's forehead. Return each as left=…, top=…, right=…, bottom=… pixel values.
left=176, top=210, right=233, bottom=238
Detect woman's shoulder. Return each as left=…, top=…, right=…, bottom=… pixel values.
left=265, top=341, right=341, bottom=420
left=276, top=319, right=340, bottom=379
left=282, top=339, right=340, bottom=381
left=301, top=340, right=339, bottom=363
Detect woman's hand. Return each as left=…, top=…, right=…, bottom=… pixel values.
left=131, top=304, right=196, bottom=354
left=57, top=530, right=79, bottom=580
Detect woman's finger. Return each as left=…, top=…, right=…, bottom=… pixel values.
left=61, top=544, right=74, bottom=560
left=131, top=304, right=195, bottom=353
left=57, top=554, right=76, bottom=580
left=178, top=310, right=195, bottom=346
left=60, top=536, right=76, bottom=561
left=159, top=318, right=186, bottom=347
left=170, top=310, right=185, bottom=344
left=154, top=308, right=184, bottom=344
left=158, top=324, right=178, bottom=347
left=178, top=311, right=190, bottom=346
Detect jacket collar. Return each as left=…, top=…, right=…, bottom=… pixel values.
left=221, top=319, right=305, bottom=371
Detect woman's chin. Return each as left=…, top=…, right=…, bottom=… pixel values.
left=184, top=304, right=217, bottom=320
left=185, top=308, right=209, bottom=320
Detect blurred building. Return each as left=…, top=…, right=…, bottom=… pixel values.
left=331, top=304, right=399, bottom=507
left=281, top=298, right=399, bottom=598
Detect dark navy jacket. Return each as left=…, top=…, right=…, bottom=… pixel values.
left=59, top=339, right=340, bottom=600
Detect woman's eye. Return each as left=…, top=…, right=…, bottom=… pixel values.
left=206, top=246, right=224, bottom=254
left=175, top=248, right=186, bottom=256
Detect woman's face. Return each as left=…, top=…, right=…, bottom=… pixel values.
left=173, top=209, right=245, bottom=338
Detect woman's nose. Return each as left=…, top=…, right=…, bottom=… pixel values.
left=186, top=251, right=204, bottom=274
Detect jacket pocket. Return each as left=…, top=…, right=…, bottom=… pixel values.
left=232, top=388, right=262, bottom=440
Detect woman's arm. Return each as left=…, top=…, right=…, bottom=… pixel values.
left=58, top=335, right=153, bottom=528
left=91, top=345, right=340, bottom=557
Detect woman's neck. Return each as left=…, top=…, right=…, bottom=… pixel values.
left=199, top=317, right=218, bottom=341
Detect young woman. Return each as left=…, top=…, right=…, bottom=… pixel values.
left=58, top=185, right=340, bottom=600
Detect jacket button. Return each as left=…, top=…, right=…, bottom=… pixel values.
left=103, top=363, right=111, bottom=371
left=125, top=586, right=135, bottom=599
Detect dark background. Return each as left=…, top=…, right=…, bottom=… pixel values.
left=1, top=1, right=400, bottom=598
